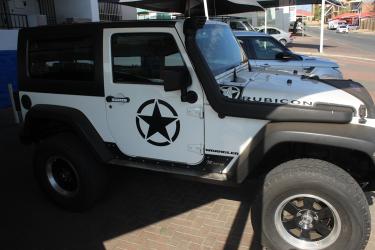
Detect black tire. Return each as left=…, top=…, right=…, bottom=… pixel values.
left=280, top=39, right=287, bottom=46
left=257, top=158, right=370, bottom=250
left=34, top=133, right=108, bottom=211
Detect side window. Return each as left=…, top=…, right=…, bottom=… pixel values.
left=237, top=37, right=256, bottom=59
left=28, top=37, right=95, bottom=81
left=111, top=33, right=185, bottom=84
left=230, top=21, right=245, bottom=30
left=251, top=37, right=285, bottom=60
left=268, top=28, right=280, bottom=35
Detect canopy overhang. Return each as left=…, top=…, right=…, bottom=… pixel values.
left=115, top=0, right=264, bottom=15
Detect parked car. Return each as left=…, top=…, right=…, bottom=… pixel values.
left=228, top=19, right=256, bottom=31
left=235, top=31, right=343, bottom=79
left=256, top=26, right=292, bottom=45
left=328, top=19, right=346, bottom=30
left=336, top=25, right=349, bottom=33
left=17, top=18, right=373, bottom=250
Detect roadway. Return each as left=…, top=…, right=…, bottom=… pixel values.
left=304, top=26, right=375, bottom=58
left=288, top=26, right=375, bottom=94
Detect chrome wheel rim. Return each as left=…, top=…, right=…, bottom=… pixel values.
left=46, top=156, right=80, bottom=197
left=274, top=194, right=341, bottom=250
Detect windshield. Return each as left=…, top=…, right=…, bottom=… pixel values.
left=196, top=23, right=247, bottom=76
left=243, top=21, right=254, bottom=31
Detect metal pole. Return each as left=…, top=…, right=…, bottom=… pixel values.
left=264, top=8, right=267, bottom=33
left=203, top=0, right=209, bottom=20
left=7, top=83, right=20, bottom=124
left=319, top=0, right=326, bottom=53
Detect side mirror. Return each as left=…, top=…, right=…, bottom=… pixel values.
left=276, top=52, right=296, bottom=61
left=162, top=69, right=190, bottom=92
left=162, top=68, right=197, bottom=103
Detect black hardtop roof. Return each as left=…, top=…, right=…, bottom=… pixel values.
left=20, top=20, right=178, bottom=34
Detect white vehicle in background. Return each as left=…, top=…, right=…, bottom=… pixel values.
left=228, top=19, right=256, bottom=31
left=257, top=26, right=293, bottom=45
left=337, top=25, right=349, bottom=33
left=328, top=19, right=347, bottom=30
left=235, top=31, right=343, bottom=79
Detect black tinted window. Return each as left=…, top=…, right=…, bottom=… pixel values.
left=267, top=28, right=280, bottom=35
left=237, top=37, right=256, bottom=59
left=29, top=37, right=95, bottom=81
left=111, top=33, right=185, bottom=84
left=250, top=37, right=286, bottom=60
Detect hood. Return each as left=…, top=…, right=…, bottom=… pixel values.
left=218, top=69, right=368, bottom=118
left=299, top=55, right=339, bottom=68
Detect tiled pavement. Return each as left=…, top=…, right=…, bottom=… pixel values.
left=1, top=107, right=375, bottom=250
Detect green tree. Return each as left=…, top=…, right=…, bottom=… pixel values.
left=314, top=5, right=321, bottom=21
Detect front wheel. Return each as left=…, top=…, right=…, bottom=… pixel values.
left=257, top=159, right=370, bottom=250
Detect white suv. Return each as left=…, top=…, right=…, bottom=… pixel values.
left=17, top=18, right=373, bottom=250
left=235, top=31, right=343, bottom=79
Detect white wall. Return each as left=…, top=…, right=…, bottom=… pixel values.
left=54, top=0, right=99, bottom=23
left=0, top=30, right=19, bottom=51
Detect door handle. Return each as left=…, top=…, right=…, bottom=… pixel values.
left=261, top=64, right=271, bottom=68
left=106, top=96, right=130, bottom=103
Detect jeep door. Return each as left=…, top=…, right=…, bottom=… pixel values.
left=103, top=28, right=205, bottom=165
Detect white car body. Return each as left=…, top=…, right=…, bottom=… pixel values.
left=328, top=20, right=347, bottom=30
left=235, top=31, right=343, bottom=79
left=336, top=25, right=349, bottom=33
left=257, top=26, right=293, bottom=45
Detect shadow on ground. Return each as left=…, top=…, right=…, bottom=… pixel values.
left=287, top=43, right=336, bottom=52
left=0, top=109, right=263, bottom=250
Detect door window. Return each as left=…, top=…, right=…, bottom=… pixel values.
left=267, top=28, right=280, bottom=35
left=111, top=33, right=186, bottom=84
left=230, top=21, right=245, bottom=30
left=250, top=37, right=286, bottom=60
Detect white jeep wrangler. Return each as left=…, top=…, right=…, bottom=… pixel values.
left=18, top=18, right=374, bottom=250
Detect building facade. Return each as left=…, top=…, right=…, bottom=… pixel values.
left=0, top=0, right=136, bottom=108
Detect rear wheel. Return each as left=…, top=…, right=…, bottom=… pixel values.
left=258, top=159, right=370, bottom=250
left=34, top=133, right=108, bottom=211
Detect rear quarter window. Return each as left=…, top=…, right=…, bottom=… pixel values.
left=28, top=37, right=95, bottom=82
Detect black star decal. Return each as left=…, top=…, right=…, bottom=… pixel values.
left=139, top=101, right=177, bottom=142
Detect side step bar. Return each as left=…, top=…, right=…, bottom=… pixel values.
left=109, top=158, right=229, bottom=182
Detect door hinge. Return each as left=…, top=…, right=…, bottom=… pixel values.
left=188, top=144, right=204, bottom=155
left=187, top=107, right=204, bottom=119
